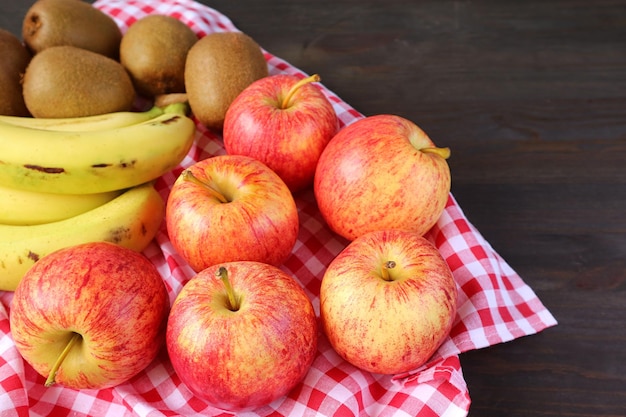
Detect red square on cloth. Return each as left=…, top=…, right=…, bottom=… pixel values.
left=0, top=1, right=557, bottom=415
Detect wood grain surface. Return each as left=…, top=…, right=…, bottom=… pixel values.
left=1, top=1, right=625, bottom=416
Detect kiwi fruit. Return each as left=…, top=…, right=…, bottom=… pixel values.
left=184, top=31, right=268, bottom=131
left=22, top=45, right=135, bottom=118
left=0, top=29, right=32, bottom=116
left=120, top=14, right=198, bottom=98
left=22, top=0, right=122, bottom=59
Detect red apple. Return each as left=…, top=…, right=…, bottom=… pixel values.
left=223, top=73, right=338, bottom=193
left=9, top=241, right=170, bottom=389
left=166, top=154, right=299, bottom=272
left=320, top=229, right=457, bottom=375
left=313, top=114, right=451, bottom=241
left=166, top=261, right=318, bottom=411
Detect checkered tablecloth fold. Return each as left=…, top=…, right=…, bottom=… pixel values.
left=0, top=1, right=557, bottom=415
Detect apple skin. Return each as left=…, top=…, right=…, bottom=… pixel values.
left=320, top=229, right=457, bottom=375
left=313, top=114, right=451, bottom=241
left=9, top=241, right=170, bottom=390
left=165, top=154, right=299, bottom=272
left=223, top=74, right=338, bottom=193
left=166, top=261, right=318, bottom=411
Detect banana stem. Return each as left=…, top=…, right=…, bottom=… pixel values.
left=182, top=170, right=228, bottom=203
left=280, top=74, right=321, bottom=109
left=421, top=147, right=451, bottom=159
left=143, top=106, right=166, bottom=118
left=216, top=266, right=239, bottom=311
left=380, top=260, right=397, bottom=282
left=45, top=332, right=81, bottom=387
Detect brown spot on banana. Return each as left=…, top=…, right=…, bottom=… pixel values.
left=23, top=165, right=65, bottom=174
left=107, top=226, right=132, bottom=244
left=119, top=160, right=137, bottom=168
left=161, top=115, right=181, bottom=125
left=91, top=160, right=137, bottom=169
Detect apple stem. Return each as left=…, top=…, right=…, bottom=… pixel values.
left=280, top=74, right=321, bottom=109
left=216, top=266, right=240, bottom=311
left=421, top=146, right=451, bottom=159
left=45, top=332, right=81, bottom=387
left=182, top=170, right=229, bottom=204
left=381, top=260, right=397, bottom=282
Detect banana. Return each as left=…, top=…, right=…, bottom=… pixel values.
left=0, top=102, right=196, bottom=194
left=0, top=181, right=165, bottom=291
left=0, top=106, right=164, bottom=132
left=0, top=182, right=121, bottom=225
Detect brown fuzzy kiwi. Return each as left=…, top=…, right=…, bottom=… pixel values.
left=120, top=14, right=198, bottom=98
left=184, top=31, right=268, bottom=131
left=0, top=29, right=32, bottom=116
left=22, top=0, right=122, bottom=59
left=22, top=45, right=135, bottom=118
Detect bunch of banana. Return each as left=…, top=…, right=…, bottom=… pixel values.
left=0, top=103, right=197, bottom=291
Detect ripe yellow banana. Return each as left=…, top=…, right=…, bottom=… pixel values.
left=0, top=103, right=196, bottom=194
left=0, top=181, right=165, bottom=292
left=0, top=182, right=121, bottom=225
left=0, top=106, right=164, bottom=131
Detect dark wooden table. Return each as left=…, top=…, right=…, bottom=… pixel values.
left=2, top=1, right=625, bottom=416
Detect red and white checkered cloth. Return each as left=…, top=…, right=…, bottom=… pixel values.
left=0, top=1, right=557, bottom=415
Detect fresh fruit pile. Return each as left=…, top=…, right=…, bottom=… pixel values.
left=0, top=0, right=458, bottom=413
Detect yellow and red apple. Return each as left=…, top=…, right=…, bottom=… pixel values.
left=223, top=73, right=338, bottom=193
left=165, top=154, right=299, bottom=272
left=166, top=261, right=318, bottom=411
left=320, top=229, right=457, bottom=375
left=314, top=114, right=451, bottom=241
left=9, top=241, right=170, bottom=389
